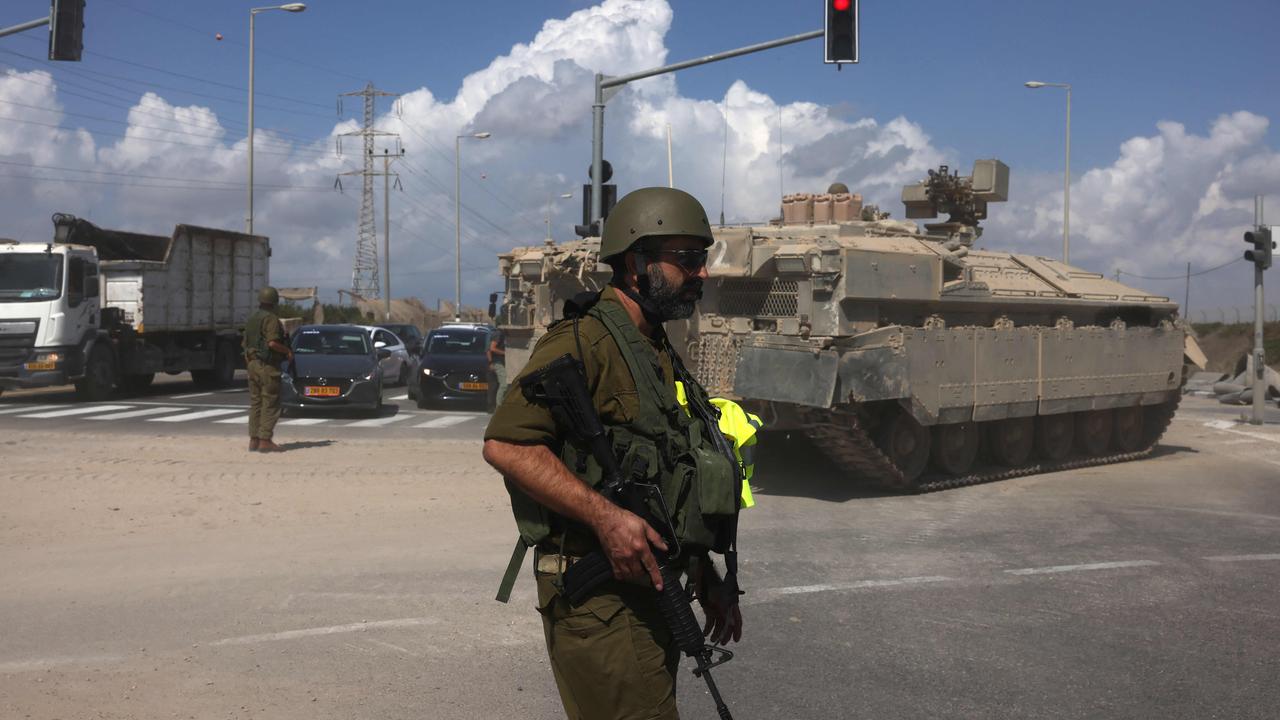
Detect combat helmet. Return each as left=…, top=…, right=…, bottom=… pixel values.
left=600, top=187, right=714, bottom=261
left=257, top=286, right=280, bottom=306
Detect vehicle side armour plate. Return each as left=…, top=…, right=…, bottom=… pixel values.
left=733, top=345, right=839, bottom=408
left=837, top=346, right=909, bottom=403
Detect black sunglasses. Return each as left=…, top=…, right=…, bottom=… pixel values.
left=651, top=248, right=708, bottom=273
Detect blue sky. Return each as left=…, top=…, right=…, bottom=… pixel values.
left=1, top=0, right=1278, bottom=313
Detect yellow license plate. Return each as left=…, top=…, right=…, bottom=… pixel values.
left=24, top=362, right=56, bottom=370
left=303, top=386, right=341, bottom=397
left=460, top=382, right=489, bottom=391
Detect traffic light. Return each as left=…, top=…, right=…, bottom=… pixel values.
left=824, top=0, right=859, bottom=64
left=1244, top=227, right=1274, bottom=270
left=49, top=0, right=86, bottom=62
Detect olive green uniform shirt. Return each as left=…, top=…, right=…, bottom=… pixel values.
left=483, top=286, right=675, bottom=447
left=242, top=310, right=286, bottom=364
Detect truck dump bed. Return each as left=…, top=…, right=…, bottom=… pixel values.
left=55, top=216, right=269, bottom=333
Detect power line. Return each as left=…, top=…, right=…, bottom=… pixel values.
left=0, top=158, right=330, bottom=190
left=0, top=171, right=328, bottom=193
left=0, top=115, right=308, bottom=158
left=1116, top=257, right=1243, bottom=281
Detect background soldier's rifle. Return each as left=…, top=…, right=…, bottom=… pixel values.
left=521, top=353, right=735, bottom=720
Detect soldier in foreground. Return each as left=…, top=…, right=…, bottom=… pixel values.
left=483, top=188, right=745, bottom=719
left=242, top=286, right=292, bottom=452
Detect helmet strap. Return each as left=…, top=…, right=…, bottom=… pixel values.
left=612, top=251, right=664, bottom=327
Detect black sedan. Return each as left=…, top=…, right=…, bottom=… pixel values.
left=408, top=324, right=494, bottom=410
left=281, top=325, right=390, bottom=415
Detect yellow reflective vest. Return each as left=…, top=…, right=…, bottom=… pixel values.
left=675, top=382, right=761, bottom=508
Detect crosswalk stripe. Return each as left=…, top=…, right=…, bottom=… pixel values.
left=414, top=415, right=472, bottom=429
left=391, top=394, right=408, bottom=401
left=170, top=392, right=214, bottom=399
left=279, top=418, right=330, bottom=426
left=344, top=414, right=412, bottom=428
left=0, top=404, right=60, bottom=415
left=19, top=404, right=132, bottom=419
left=148, top=408, right=243, bottom=423
left=89, top=406, right=187, bottom=421
left=213, top=415, right=249, bottom=424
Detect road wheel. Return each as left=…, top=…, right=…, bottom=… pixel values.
left=1035, top=413, right=1074, bottom=461
left=988, top=417, right=1035, bottom=466
left=75, top=345, right=116, bottom=402
left=211, top=341, right=236, bottom=387
left=875, top=410, right=931, bottom=485
left=1112, top=406, right=1146, bottom=453
left=1075, top=410, right=1113, bottom=456
left=396, top=362, right=409, bottom=387
left=930, top=422, right=979, bottom=475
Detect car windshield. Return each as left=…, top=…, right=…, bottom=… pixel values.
left=292, top=329, right=370, bottom=355
left=379, top=324, right=415, bottom=339
left=426, top=331, right=486, bottom=355
left=0, top=253, right=63, bottom=301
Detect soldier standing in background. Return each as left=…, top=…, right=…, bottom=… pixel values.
left=487, top=326, right=506, bottom=410
left=242, top=286, right=292, bottom=452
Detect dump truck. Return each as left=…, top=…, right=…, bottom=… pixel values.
left=0, top=214, right=269, bottom=401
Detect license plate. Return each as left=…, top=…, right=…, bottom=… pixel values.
left=303, top=386, right=341, bottom=397
left=460, top=382, right=489, bottom=391
left=24, top=361, right=56, bottom=371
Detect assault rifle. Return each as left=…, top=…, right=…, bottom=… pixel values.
left=520, top=353, right=735, bottom=720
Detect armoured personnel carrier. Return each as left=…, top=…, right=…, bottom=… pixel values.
left=491, top=160, right=1201, bottom=492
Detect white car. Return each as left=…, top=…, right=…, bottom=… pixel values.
left=356, top=325, right=411, bottom=386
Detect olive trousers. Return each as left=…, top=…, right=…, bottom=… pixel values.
left=247, top=358, right=282, bottom=440
left=535, top=568, right=680, bottom=720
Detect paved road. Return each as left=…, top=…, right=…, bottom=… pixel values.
left=0, top=371, right=490, bottom=441
left=1, top=391, right=1277, bottom=719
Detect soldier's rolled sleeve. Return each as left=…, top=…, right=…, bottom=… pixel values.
left=484, top=323, right=592, bottom=447
left=262, top=315, right=285, bottom=344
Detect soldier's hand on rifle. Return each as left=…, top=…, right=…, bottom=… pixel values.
left=591, top=504, right=668, bottom=590
left=697, top=564, right=743, bottom=645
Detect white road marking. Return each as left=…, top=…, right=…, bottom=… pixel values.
left=0, top=404, right=60, bottom=415
left=89, top=406, right=187, bottom=421
left=1202, top=419, right=1280, bottom=445
left=414, top=415, right=471, bottom=429
left=0, top=654, right=127, bottom=674
left=1203, top=553, right=1280, bottom=562
left=344, top=414, right=412, bottom=428
left=170, top=392, right=214, bottom=399
left=210, top=617, right=439, bottom=646
left=751, top=576, right=953, bottom=603
left=213, top=415, right=249, bottom=424
left=218, top=388, right=248, bottom=394
left=19, top=404, right=131, bottom=419
left=148, top=408, right=243, bottom=423
left=1221, top=438, right=1260, bottom=445
left=279, top=418, right=330, bottom=426
left=390, top=394, right=408, bottom=401
left=1005, top=560, right=1160, bottom=576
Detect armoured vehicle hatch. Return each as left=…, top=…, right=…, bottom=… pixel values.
left=493, top=160, right=1200, bottom=492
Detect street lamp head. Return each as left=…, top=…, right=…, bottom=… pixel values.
left=473, top=132, right=492, bottom=139
left=280, top=3, right=307, bottom=11
left=559, top=192, right=573, bottom=198
left=1025, top=81, right=1046, bottom=88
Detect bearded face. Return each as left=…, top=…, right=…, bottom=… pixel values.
left=643, top=257, right=703, bottom=321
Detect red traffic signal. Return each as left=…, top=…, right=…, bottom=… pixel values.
left=825, top=0, right=859, bottom=64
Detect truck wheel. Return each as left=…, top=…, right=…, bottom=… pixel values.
left=75, top=346, right=116, bottom=402
left=211, top=341, right=236, bottom=387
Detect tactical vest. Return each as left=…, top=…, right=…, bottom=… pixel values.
left=507, top=299, right=740, bottom=559
left=243, top=309, right=275, bottom=363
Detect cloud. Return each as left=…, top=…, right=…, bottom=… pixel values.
left=1, top=0, right=1276, bottom=316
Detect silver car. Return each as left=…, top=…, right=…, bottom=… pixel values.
left=356, top=325, right=411, bottom=386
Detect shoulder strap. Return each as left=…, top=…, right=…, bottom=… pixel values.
left=587, top=301, right=679, bottom=416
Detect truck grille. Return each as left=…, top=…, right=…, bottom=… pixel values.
left=0, top=320, right=37, bottom=373
left=717, top=279, right=799, bottom=317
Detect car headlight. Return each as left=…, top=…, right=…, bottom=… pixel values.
left=421, top=367, right=434, bottom=376
left=34, top=352, right=62, bottom=363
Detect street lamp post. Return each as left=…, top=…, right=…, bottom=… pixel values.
left=1025, top=80, right=1071, bottom=264
left=455, top=131, right=491, bottom=320
left=247, top=3, right=306, bottom=235
left=546, top=192, right=574, bottom=243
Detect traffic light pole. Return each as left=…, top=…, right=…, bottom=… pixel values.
left=0, top=16, right=50, bottom=39
left=1251, top=196, right=1266, bottom=425
left=590, top=29, right=824, bottom=228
